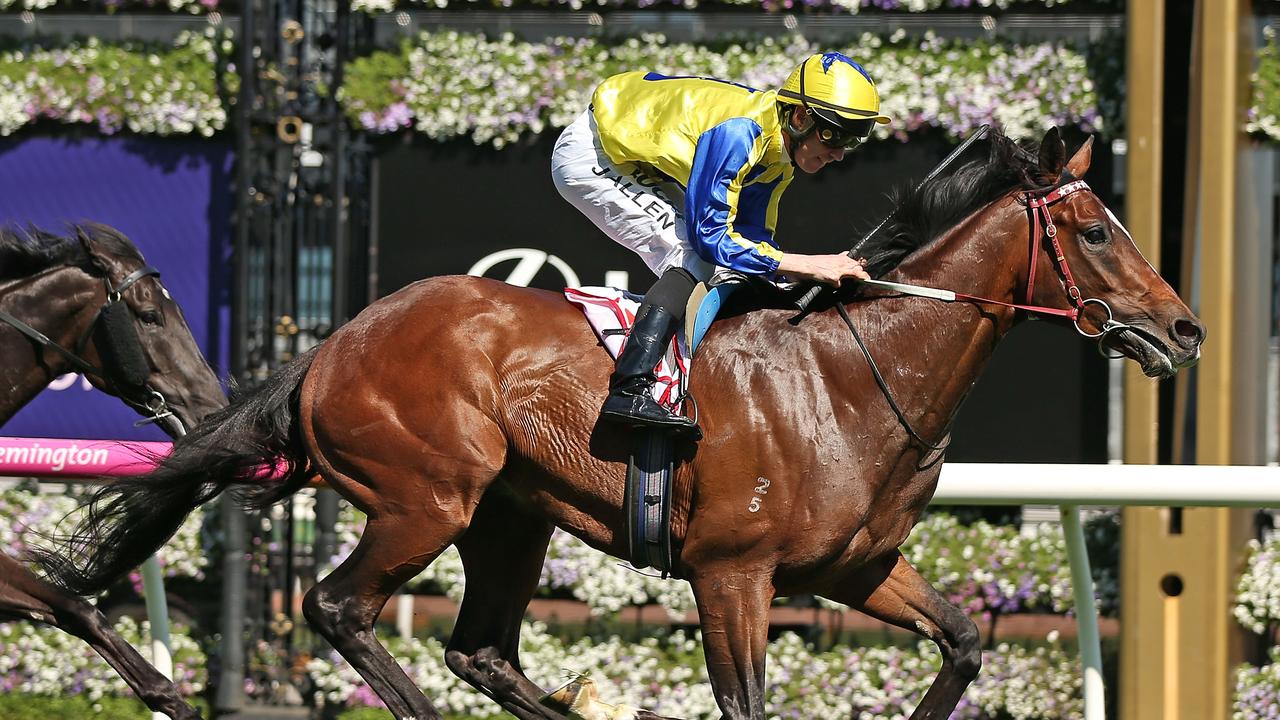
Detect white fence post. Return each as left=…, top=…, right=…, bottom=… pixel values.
left=140, top=555, right=173, bottom=720
left=396, top=593, right=415, bottom=641
left=1061, top=505, right=1105, bottom=720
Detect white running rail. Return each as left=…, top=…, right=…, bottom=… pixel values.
left=6, top=455, right=1279, bottom=720
left=933, top=462, right=1280, bottom=720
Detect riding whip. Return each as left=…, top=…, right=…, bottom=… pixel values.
left=794, top=123, right=991, bottom=312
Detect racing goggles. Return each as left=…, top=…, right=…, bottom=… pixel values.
left=810, top=112, right=874, bottom=150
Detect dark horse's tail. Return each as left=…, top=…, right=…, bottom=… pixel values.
left=31, top=348, right=320, bottom=596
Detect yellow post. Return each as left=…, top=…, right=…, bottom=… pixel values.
left=1119, top=1, right=1162, bottom=465
left=1121, top=2, right=1256, bottom=719
left=1192, top=0, right=1256, bottom=712
left=1119, top=0, right=1166, bottom=713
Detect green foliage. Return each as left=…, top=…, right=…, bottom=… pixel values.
left=0, top=30, right=234, bottom=137
left=335, top=709, right=396, bottom=720
left=1249, top=26, right=1280, bottom=140
left=0, top=617, right=206, bottom=701
left=1235, top=647, right=1280, bottom=719
left=338, top=30, right=1112, bottom=148
left=339, top=43, right=414, bottom=125
left=0, top=695, right=208, bottom=720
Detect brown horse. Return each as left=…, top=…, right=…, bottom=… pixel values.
left=1, top=223, right=224, bottom=720
left=38, top=129, right=1204, bottom=720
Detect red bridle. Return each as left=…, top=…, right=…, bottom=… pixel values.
left=837, top=177, right=1132, bottom=454
left=942, top=178, right=1123, bottom=338
left=1023, top=179, right=1090, bottom=319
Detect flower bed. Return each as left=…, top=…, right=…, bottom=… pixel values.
left=1249, top=25, right=1280, bottom=142
left=1233, top=534, right=1280, bottom=717
left=6, top=16, right=1280, bottom=144
left=0, top=485, right=207, bottom=584
left=327, top=502, right=1117, bottom=620
left=308, top=621, right=1083, bottom=719
left=0, top=29, right=1115, bottom=143
left=0, top=617, right=205, bottom=702
left=1, top=1, right=219, bottom=12
left=349, top=0, right=1114, bottom=10
left=1236, top=647, right=1280, bottom=720
left=0, top=30, right=232, bottom=137
left=341, top=29, right=1115, bottom=147
left=0, top=0, right=1120, bottom=15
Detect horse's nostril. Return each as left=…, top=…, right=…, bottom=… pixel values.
left=1173, top=318, right=1205, bottom=347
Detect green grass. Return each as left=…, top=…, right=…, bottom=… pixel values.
left=0, top=695, right=209, bottom=720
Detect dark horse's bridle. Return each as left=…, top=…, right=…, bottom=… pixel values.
left=839, top=177, right=1137, bottom=454
left=0, top=264, right=185, bottom=435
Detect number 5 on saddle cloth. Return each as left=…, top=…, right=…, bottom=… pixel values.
left=565, top=276, right=742, bottom=575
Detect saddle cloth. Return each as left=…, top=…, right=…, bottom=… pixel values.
left=564, top=286, right=690, bottom=411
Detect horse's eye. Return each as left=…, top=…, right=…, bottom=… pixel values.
left=1083, top=227, right=1108, bottom=245
left=139, top=310, right=162, bottom=326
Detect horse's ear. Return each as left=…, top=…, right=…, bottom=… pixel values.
left=1066, top=135, right=1094, bottom=177
left=75, top=225, right=112, bottom=274
left=1038, top=127, right=1067, bottom=179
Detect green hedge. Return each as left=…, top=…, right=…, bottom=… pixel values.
left=1249, top=25, right=1280, bottom=141
left=0, top=695, right=208, bottom=720
left=340, top=30, right=1117, bottom=147
left=0, top=0, right=1122, bottom=15
left=0, top=30, right=234, bottom=137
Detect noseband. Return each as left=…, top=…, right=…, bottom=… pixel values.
left=0, top=263, right=184, bottom=433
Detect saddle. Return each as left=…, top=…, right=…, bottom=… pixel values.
left=568, top=273, right=754, bottom=575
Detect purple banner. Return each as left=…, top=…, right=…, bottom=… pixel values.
left=0, top=136, right=233, bottom=440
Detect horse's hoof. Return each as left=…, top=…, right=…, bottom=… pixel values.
left=541, top=676, right=641, bottom=720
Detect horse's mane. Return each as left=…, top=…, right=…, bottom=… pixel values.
left=726, top=128, right=1057, bottom=314
left=0, top=223, right=142, bottom=280
left=859, top=128, right=1053, bottom=278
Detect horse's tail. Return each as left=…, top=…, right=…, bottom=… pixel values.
left=31, top=348, right=320, bottom=596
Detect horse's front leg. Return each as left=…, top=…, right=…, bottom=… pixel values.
left=687, top=563, right=775, bottom=720
left=822, top=551, right=981, bottom=720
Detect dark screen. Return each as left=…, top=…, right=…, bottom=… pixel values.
left=372, top=131, right=1109, bottom=462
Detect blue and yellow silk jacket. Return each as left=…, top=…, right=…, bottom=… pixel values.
left=591, top=71, right=794, bottom=276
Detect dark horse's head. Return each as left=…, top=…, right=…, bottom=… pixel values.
left=870, top=127, right=1204, bottom=379
left=0, top=223, right=226, bottom=435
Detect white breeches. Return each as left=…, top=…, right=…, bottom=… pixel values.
left=551, top=110, right=714, bottom=281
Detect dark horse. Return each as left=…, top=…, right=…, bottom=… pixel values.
left=38, top=130, right=1204, bottom=720
left=1, top=223, right=224, bottom=720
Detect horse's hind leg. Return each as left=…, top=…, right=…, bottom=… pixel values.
left=303, top=505, right=476, bottom=720
left=446, top=487, right=685, bottom=720
left=687, top=561, right=776, bottom=720
left=0, top=557, right=200, bottom=720
left=823, top=552, right=981, bottom=720
left=444, top=486, right=561, bottom=719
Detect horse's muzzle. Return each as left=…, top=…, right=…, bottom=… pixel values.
left=1105, top=320, right=1201, bottom=379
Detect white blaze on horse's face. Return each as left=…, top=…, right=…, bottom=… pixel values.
left=1103, top=206, right=1158, bottom=276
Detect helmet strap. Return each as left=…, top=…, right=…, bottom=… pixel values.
left=779, top=103, right=813, bottom=158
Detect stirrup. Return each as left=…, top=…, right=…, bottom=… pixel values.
left=599, top=393, right=702, bottom=440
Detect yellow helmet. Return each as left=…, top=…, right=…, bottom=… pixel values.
left=778, top=52, right=891, bottom=138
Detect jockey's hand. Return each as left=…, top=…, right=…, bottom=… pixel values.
left=776, top=252, right=871, bottom=285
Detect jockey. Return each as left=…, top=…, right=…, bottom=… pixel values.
left=551, top=52, right=889, bottom=439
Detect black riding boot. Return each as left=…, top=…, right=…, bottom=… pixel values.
left=599, top=305, right=702, bottom=439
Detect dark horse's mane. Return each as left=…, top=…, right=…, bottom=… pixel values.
left=859, top=128, right=1052, bottom=278
left=0, top=223, right=142, bottom=281
left=731, top=128, right=1055, bottom=313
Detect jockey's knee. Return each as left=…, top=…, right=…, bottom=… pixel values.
left=641, top=266, right=697, bottom=319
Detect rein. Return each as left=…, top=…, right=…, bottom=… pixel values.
left=0, top=263, right=183, bottom=432
left=839, top=178, right=1137, bottom=452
